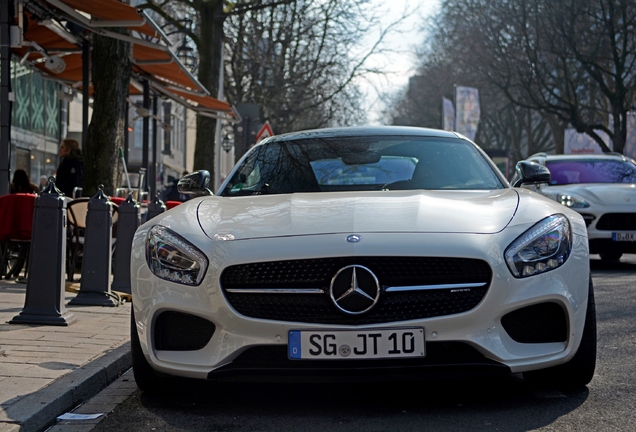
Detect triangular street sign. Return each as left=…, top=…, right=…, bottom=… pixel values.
left=256, top=121, right=274, bottom=142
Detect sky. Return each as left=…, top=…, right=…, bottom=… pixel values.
left=356, top=0, right=440, bottom=125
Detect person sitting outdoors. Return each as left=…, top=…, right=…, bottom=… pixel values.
left=39, top=175, right=48, bottom=191
left=10, top=169, right=39, bottom=194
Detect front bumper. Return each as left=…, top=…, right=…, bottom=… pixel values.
left=131, top=228, right=590, bottom=381
left=579, top=210, right=636, bottom=254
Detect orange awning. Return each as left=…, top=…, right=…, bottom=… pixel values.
left=132, top=45, right=206, bottom=95
left=51, top=0, right=160, bottom=39
left=169, top=88, right=236, bottom=112
left=11, top=0, right=234, bottom=117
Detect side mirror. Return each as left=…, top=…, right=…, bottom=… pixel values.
left=511, top=161, right=551, bottom=187
left=177, top=170, right=213, bottom=196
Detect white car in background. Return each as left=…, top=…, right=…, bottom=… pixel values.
left=130, top=126, right=596, bottom=393
left=517, top=153, right=636, bottom=262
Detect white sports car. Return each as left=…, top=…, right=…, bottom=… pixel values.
left=130, top=126, right=596, bottom=392
left=517, top=152, right=636, bottom=262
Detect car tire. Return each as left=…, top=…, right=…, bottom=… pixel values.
left=599, top=251, right=622, bottom=261
left=523, top=276, right=597, bottom=389
left=131, top=310, right=168, bottom=393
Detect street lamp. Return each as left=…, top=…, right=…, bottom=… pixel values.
left=161, top=18, right=198, bottom=73
left=175, top=38, right=197, bottom=72
left=221, top=123, right=234, bottom=153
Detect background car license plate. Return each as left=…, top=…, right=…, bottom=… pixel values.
left=288, top=328, right=425, bottom=360
left=613, top=232, right=636, bottom=242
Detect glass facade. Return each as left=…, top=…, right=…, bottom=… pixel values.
left=4, top=60, right=190, bottom=193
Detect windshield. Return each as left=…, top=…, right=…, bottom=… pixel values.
left=546, top=159, right=636, bottom=185
left=219, top=136, right=504, bottom=196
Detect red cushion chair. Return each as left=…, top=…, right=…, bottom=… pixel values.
left=0, top=193, right=37, bottom=279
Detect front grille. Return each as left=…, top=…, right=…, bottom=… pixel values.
left=154, top=311, right=216, bottom=351
left=501, top=302, right=567, bottom=343
left=221, top=257, right=491, bottom=325
left=596, top=213, right=636, bottom=230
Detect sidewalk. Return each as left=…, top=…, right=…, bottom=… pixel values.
left=0, top=278, right=132, bottom=432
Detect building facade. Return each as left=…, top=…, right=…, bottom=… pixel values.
left=8, top=61, right=60, bottom=186
left=6, top=58, right=193, bottom=197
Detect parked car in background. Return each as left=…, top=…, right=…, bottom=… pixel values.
left=516, top=153, right=636, bottom=261
left=130, top=127, right=595, bottom=393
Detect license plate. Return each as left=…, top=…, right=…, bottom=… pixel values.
left=288, top=328, right=425, bottom=360
left=613, top=232, right=636, bottom=242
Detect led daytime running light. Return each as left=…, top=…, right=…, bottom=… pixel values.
left=146, top=226, right=208, bottom=286
left=557, top=193, right=589, bottom=208
left=505, top=214, right=571, bottom=278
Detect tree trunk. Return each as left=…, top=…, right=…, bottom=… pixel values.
left=544, top=113, right=566, bottom=154
left=193, top=1, right=225, bottom=174
left=84, top=33, right=132, bottom=196
left=612, top=103, right=627, bottom=155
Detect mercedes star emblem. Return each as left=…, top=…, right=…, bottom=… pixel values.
left=346, top=234, right=362, bottom=243
left=330, top=265, right=380, bottom=315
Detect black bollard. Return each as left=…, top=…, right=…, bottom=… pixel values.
left=10, top=177, right=76, bottom=326
left=69, top=185, right=118, bottom=307
left=146, top=194, right=166, bottom=221
left=111, top=193, right=140, bottom=295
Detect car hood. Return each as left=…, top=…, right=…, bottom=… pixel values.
left=196, top=189, right=520, bottom=240
left=542, top=183, right=636, bottom=205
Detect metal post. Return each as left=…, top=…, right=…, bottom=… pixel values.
left=111, top=193, right=140, bottom=295
left=0, top=0, right=12, bottom=196
left=142, top=79, right=149, bottom=176
left=10, top=178, right=76, bottom=325
left=69, top=185, right=118, bottom=307
left=214, top=42, right=225, bottom=192
left=150, top=95, right=157, bottom=199
left=82, top=41, right=89, bottom=147
left=145, top=194, right=166, bottom=220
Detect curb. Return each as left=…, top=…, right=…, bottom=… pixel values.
left=1, top=341, right=131, bottom=432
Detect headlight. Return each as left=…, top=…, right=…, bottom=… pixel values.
left=556, top=193, right=589, bottom=208
left=505, top=214, right=571, bottom=278
left=146, top=226, right=208, bottom=286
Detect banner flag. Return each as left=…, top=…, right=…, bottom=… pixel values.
left=455, top=86, right=480, bottom=140
left=442, top=97, right=455, bottom=131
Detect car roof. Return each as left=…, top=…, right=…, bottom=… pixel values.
left=526, top=152, right=633, bottom=164
left=263, top=126, right=462, bottom=143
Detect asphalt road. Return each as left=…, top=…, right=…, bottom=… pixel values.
left=64, top=254, right=636, bottom=432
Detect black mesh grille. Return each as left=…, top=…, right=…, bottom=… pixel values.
left=501, top=303, right=567, bottom=343
left=596, top=213, right=636, bottom=230
left=154, top=311, right=216, bottom=351
left=221, top=257, right=491, bottom=325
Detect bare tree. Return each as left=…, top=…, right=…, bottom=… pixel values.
left=138, top=0, right=298, bottom=179
left=429, top=0, right=636, bottom=153
left=557, top=0, right=636, bottom=153
left=385, top=4, right=558, bottom=161
left=225, top=0, right=376, bottom=133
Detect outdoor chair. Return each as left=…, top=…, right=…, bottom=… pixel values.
left=0, top=193, right=37, bottom=280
